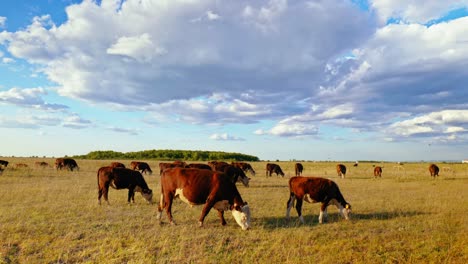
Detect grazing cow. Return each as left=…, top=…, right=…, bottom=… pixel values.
left=35, top=161, right=49, bottom=168
left=429, top=164, right=439, bottom=177
left=266, top=163, right=284, bottom=177
left=0, top=160, right=8, bottom=168
left=336, top=164, right=346, bottom=178
left=374, top=166, right=383, bottom=178
left=97, top=167, right=153, bottom=204
left=231, top=162, right=256, bottom=176
left=15, top=163, right=28, bottom=169
left=55, top=158, right=79, bottom=171
left=295, top=163, right=304, bottom=176
left=208, top=161, right=229, bottom=171
left=157, top=167, right=251, bottom=230
left=173, top=160, right=188, bottom=167
left=216, top=164, right=250, bottom=187
left=130, top=161, right=153, bottom=175
left=110, top=162, right=126, bottom=168
left=186, top=163, right=212, bottom=170
left=286, top=176, right=351, bottom=224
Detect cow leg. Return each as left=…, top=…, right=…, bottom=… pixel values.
left=127, top=189, right=135, bottom=204
left=199, top=196, right=216, bottom=227
left=286, top=194, right=296, bottom=220
left=102, top=184, right=110, bottom=205
left=217, top=210, right=227, bottom=226
left=319, top=200, right=330, bottom=224
left=164, top=193, right=176, bottom=225
left=295, top=199, right=304, bottom=224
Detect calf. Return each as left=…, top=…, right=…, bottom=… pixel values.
left=286, top=176, right=351, bottom=224
left=97, top=167, right=153, bottom=204
left=266, top=163, right=284, bottom=177
left=157, top=168, right=251, bottom=230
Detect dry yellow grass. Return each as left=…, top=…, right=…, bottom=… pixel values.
left=1, top=158, right=467, bottom=263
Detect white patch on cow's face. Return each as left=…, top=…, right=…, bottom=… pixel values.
left=213, top=200, right=231, bottom=211
left=231, top=204, right=251, bottom=231
left=240, top=176, right=250, bottom=187
left=342, top=204, right=352, bottom=220
left=175, top=188, right=195, bottom=207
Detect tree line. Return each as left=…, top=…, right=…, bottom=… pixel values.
left=72, top=149, right=259, bottom=162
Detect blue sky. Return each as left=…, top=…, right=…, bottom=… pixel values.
left=1, top=0, right=467, bottom=161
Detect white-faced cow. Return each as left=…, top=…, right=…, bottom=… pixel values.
left=266, top=163, right=284, bottom=177
left=97, top=167, right=153, bottom=205
left=130, top=161, right=153, bottom=175
left=157, top=167, right=251, bottom=230
left=55, top=158, right=79, bottom=171
left=374, top=166, right=383, bottom=178
left=429, top=164, right=439, bottom=177
left=336, top=164, right=346, bottom=178
left=295, top=163, right=304, bottom=176
left=286, top=176, right=351, bottom=224
left=231, top=162, right=256, bottom=176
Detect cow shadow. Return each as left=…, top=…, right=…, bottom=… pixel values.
left=257, top=210, right=428, bottom=230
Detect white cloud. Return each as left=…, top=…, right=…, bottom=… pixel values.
left=2, top=57, right=14, bottom=63
left=0, top=87, right=68, bottom=111
left=210, top=133, right=244, bottom=141
left=62, top=114, right=92, bottom=129
left=107, top=33, right=166, bottom=62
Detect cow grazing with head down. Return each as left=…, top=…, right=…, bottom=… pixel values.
left=157, top=167, right=251, bottom=230
left=286, top=176, right=351, bottom=224
left=266, top=163, right=284, bottom=177
left=211, top=163, right=250, bottom=187
left=374, top=166, right=383, bottom=178
left=295, top=163, right=304, bottom=176
left=231, top=162, right=256, bottom=176
left=55, top=158, right=79, bottom=171
left=336, top=164, right=346, bottom=178
left=35, top=161, right=49, bottom=168
left=130, top=161, right=153, bottom=175
left=429, top=164, right=439, bottom=177
left=97, top=167, right=153, bottom=205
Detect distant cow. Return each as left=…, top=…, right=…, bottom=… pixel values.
left=286, top=176, right=351, bottom=224
left=429, top=164, right=439, bottom=177
left=374, top=166, right=382, bottom=178
left=266, top=163, right=284, bottom=177
left=35, top=161, right=49, bottom=168
left=110, top=162, right=125, bottom=168
left=295, top=163, right=303, bottom=176
left=130, top=161, right=152, bottom=175
left=15, top=163, right=28, bottom=169
left=0, top=160, right=8, bottom=168
left=231, top=162, right=256, bottom=176
left=97, top=166, right=153, bottom=204
left=55, top=158, right=79, bottom=171
left=157, top=167, right=251, bottom=230
left=336, top=164, right=346, bottom=178
left=217, top=164, right=250, bottom=187
left=208, top=161, right=229, bottom=171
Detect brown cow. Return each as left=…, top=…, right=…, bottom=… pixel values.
left=208, top=161, right=229, bottom=171
left=186, top=163, right=212, bottom=170
left=374, top=166, right=383, bottom=178
left=97, top=166, right=153, bottom=204
left=336, top=164, right=346, bottom=178
left=159, top=162, right=186, bottom=175
left=15, top=163, right=28, bottom=169
left=266, top=163, right=284, bottom=177
left=429, top=164, right=439, bottom=177
left=130, top=161, right=152, bottom=175
left=55, top=158, right=79, bottom=171
left=286, top=176, right=351, bottom=224
left=231, top=162, right=256, bottom=176
left=295, top=163, right=304, bottom=176
left=110, top=162, right=126, bottom=168
left=157, top=167, right=251, bottom=230
left=213, top=164, right=250, bottom=187
left=35, top=161, right=49, bottom=168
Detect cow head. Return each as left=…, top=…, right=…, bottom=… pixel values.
left=141, top=189, right=153, bottom=204
left=342, top=203, right=352, bottom=220
left=231, top=202, right=251, bottom=230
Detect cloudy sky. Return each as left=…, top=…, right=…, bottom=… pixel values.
left=0, top=0, right=467, bottom=161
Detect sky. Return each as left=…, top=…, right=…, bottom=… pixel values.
left=0, top=0, right=467, bottom=161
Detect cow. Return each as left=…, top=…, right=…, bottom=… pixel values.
left=0, top=160, right=8, bottom=168
left=336, top=164, right=346, bottom=178
left=266, top=163, right=284, bottom=177
left=186, top=163, right=212, bottom=170
left=157, top=167, right=251, bottom=230
left=216, top=164, right=250, bottom=187
left=130, top=161, right=153, bottom=175
left=55, top=158, right=79, bottom=171
left=374, top=166, right=383, bottom=178
left=97, top=166, right=153, bottom=205
left=231, top=162, right=256, bottom=176
left=286, top=176, right=351, bottom=224
left=295, top=163, right=304, bottom=176
left=429, top=164, right=439, bottom=177
left=110, top=162, right=126, bottom=168
left=15, top=163, right=28, bottom=169
left=35, top=161, right=49, bottom=168
left=208, top=161, right=229, bottom=171
left=159, top=162, right=186, bottom=175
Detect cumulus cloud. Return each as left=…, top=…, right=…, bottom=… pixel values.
left=0, top=87, right=68, bottom=111
left=210, top=133, right=245, bottom=141
left=61, top=114, right=92, bottom=129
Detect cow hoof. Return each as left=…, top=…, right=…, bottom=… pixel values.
left=198, top=221, right=204, bottom=228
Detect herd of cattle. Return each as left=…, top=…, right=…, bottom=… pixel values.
left=0, top=158, right=443, bottom=230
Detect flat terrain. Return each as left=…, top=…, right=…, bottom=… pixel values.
left=1, top=158, right=467, bottom=263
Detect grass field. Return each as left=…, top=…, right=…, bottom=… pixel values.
left=1, top=158, right=467, bottom=263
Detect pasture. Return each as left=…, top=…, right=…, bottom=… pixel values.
left=1, top=158, right=467, bottom=263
